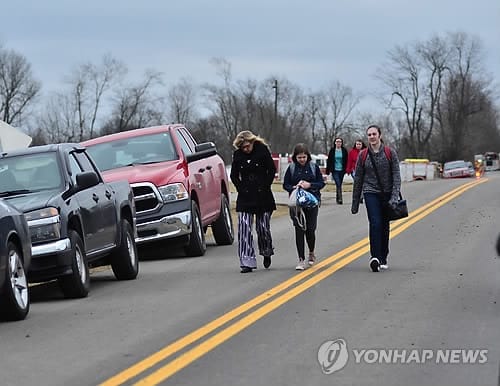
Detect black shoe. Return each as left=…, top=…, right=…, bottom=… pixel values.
left=240, top=266, right=253, bottom=273
left=369, top=257, right=380, bottom=272
left=263, top=256, right=271, bottom=269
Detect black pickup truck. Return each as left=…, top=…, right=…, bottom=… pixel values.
left=0, top=143, right=138, bottom=298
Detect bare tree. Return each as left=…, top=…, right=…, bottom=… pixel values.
left=262, top=77, right=308, bottom=153
left=166, top=77, right=198, bottom=125
left=37, top=54, right=126, bottom=143
left=102, top=70, right=164, bottom=134
left=377, top=32, right=497, bottom=161
left=203, top=59, right=310, bottom=156
left=316, top=81, right=360, bottom=153
left=39, top=92, right=80, bottom=143
left=202, top=58, right=244, bottom=154
left=437, top=32, right=491, bottom=161
left=0, top=46, right=41, bottom=125
left=65, top=54, right=126, bottom=140
left=377, top=44, right=429, bottom=157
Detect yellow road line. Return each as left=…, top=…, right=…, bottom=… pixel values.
left=100, top=178, right=486, bottom=385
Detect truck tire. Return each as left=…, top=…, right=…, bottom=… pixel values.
left=58, top=230, right=90, bottom=298
left=110, top=219, right=139, bottom=280
left=0, top=241, right=29, bottom=321
left=212, top=195, right=234, bottom=245
left=184, top=201, right=206, bottom=256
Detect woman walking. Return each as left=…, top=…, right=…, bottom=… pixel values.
left=346, top=139, right=366, bottom=177
left=283, top=143, right=325, bottom=270
left=230, top=130, right=276, bottom=273
left=351, top=125, right=401, bottom=272
left=326, top=137, right=348, bottom=204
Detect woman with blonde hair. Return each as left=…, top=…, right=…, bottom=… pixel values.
left=230, top=130, right=276, bottom=273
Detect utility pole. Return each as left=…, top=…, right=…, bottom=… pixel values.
left=272, top=79, right=278, bottom=133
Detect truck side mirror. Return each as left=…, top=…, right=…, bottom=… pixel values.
left=75, top=171, right=100, bottom=191
left=186, top=142, right=217, bottom=163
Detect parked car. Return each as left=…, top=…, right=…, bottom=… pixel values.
left=82, top=125, right=234, bottom=256
left=0, top=199, right=31, bottom=321
left=0, top=144, right=138, bottom=298
left=442, top=160, right=474, bottom=178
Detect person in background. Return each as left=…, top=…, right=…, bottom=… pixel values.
left=283, top=143, right=325, bottom=270
left=326, top=137, right=348, bottom=204
left=230, top=130, right=276, bottom=273
left=346, top=139, right=366, bottom=177
left=351, top=125, right=401, bottom=272
left=347, top=139, right=367, bottom=204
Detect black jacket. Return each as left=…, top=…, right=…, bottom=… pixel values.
left=230, top=142, right=277, bottom=213
left=326, top=146, right=348, bottom=174
left=282, top=161, right=325, bottom=202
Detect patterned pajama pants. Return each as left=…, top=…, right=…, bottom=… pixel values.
left=237, top=211, right=274, bottom=268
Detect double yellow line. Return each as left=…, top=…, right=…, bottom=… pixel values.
left=101, top=178, right=487, bottom=386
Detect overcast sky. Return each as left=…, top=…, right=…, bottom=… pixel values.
left=2, top=0, right=499, bottom=114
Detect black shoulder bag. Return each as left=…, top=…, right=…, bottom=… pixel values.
left=368, top=148, right=408, bottom=221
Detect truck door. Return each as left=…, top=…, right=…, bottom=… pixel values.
left=175, top=129, right=219, bottom=220
left=71, top=152, right=118, bottom=252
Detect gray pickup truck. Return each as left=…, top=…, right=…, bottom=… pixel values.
left=0, top=143, right=138, bottom=298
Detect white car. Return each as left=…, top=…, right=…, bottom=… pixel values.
left=442, top=160, right=474, bottom=178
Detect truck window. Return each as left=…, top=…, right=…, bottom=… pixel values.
left=178, top=128, right=197, bottom=151
left=68, top=154, right=83, bottom=185
left=175, top=131, right=194, bottom=156
left=74, top=152, right=100, bottom=175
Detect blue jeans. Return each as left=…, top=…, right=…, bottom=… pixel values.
left=332, top=171, right=345, bottom=189
left=363, top=192, right=391, bottom=264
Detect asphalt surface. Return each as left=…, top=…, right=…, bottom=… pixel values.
left=1, top=174, right=498, bottom=386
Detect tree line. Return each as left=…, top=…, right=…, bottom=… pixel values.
left=1, top=31, right=498, bottom=164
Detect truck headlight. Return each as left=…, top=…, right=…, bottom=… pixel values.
left=25, top=207, right=61, bottom=244
left=158, top=183, right=189, bottom=203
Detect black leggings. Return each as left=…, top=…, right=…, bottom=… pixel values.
left=290, top=206, right=318, bottom=259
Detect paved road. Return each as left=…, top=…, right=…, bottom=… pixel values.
left=1, top=174, right=499, bottom=386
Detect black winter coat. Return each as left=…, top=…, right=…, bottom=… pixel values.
left=326, top=146, right=348, bottom=174
left=230, top=142, right=277, bottom=213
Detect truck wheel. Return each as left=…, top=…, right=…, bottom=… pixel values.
left=110, top=219, right=139, bottom=280
left=0, top=241, right=29, bottom=321
left=58, top=230, right=90, bottom=298
left=184, top=201, right=206, bottom=256
left=212, top=195, right=234, bottom=245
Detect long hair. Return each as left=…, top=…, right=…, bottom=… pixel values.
left=352, top=139, right=367, bottom=149
left=232, top=130, right=268, bottom=149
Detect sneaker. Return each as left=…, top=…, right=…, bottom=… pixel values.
left=295, top=259, right=306, bottom=271
left=308, top=252, right=316, bottom=266
left=369, top=257, right=380, bottom=272
left=263, top=255, right=271, bottom=269
left=240, top=266, right=253, bottom=273
left=379, top=264, right=389, bottom=270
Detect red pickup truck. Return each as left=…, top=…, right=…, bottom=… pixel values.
left=82, top=125, right=234, bottom=256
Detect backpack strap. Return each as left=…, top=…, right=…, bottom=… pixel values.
left=289, top=162, right=316, bottom=178
left=361, top=146, right=392, bottom=166
left=361, top=148, right=369, bottom=166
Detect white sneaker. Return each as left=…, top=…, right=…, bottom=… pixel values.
left=369, top=257, right=380, bottom=272
left=308, top=253, right=316, bottom=266
left=295, top=259, right=306, bottom=271
left=379, top=264, right=389, bottom=270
